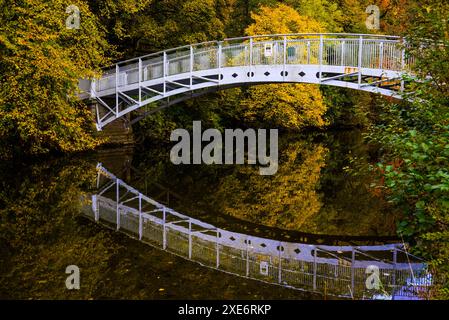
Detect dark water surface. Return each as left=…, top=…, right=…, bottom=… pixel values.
left=0, top=130, right=402, bottom=299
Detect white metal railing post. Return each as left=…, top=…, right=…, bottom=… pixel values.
left=163, top=52, right=167, bottom=96
left=218, top=42, right=222, bottom=84
left=116, top=179, right=120, bottom=230
left=392, top=246, right=398, bottom=299
left=246, top=238, right=250, bottom=277
left=115, top=64, right=119, bottom=116
left=379, top=41, right=384, bottom=69
left=190, top=46, right=193, bottom=88
left=188, top=219, right=192, bottom=259
left=216, top=229, right=220, bottom=268
left=249, top=37, right=253, bottom=75
left=400, top=40, right=406, bottom=91
left=401, top=40, right=406, bottom=71
left=138, top=58, right=142, bottom=105
left=283, top=35, right=287, bottom=80
left=93, top=195, right=99, bottom=222
left=341, top=40, right=345, bottom=66
left=307, top=40, right=311, bottom=64
left=90, top=79, right=96, bottom=98
left=162, top=207, right=167, bottom=250
left=278, top=242, right=282, bottom=284
left=351, top=248, right=355, bottom=294
left=138, top=193, right=142, bottom=240
left=319, top=35, right=323, bottom=82
left=358, top=36, right=363, bottom=86
left=313, top=247, right=317, bottom=290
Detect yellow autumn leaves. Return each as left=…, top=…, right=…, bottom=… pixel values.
left=239, top=84, right=326, bottom=129
left=213, top=139, right=327, bottom=230
left=230, top=4, right=328, bottom=131
left=0, top=0, right=110, bottom=158
left=245, top=4, right=324, bottom=35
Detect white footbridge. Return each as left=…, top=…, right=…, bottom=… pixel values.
left=78, top=33, right=414, bottom=130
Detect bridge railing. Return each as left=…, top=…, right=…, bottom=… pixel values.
left=90, top=33, right=411, bottom=95
left=84, top=164, right=432, bottom=299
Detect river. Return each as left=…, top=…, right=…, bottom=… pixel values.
left=0, top=129, right=427, bottom=299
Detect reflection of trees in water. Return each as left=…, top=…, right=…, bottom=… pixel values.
left=130, top=131, right=400, bottom=237
left=1, top=159, right=313, bottom=299
left=210, top=138, right=327, bottom=230
left=0, top=159, right=122, bottom=299
left=301, top=131, right=400, bottom=236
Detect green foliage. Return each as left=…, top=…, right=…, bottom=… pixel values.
left=224, top=0, right=278, bottom=36
left=88, top=0, right=151, bottom=42
left=367, top=1, right=449, bottom=298
left=321, top=86, right=385, bottom=128
left=92, top=0, right=227, bottom=58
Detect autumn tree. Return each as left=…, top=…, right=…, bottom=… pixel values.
left=238, top=4, right=327, bottom=130
left=0, top=0, right=111, bottom=158
left=86, top=0, right=151, bottom=57
left=335, top=0, right=371, bottom=33
left=96, top=0, right=227, bottom=57
left=285, top=0, right=344, bottom=32
left=377, top=0, right=414, bottom=34
left=224, top=0, right=278, bottom=36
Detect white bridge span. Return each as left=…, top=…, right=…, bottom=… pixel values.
left=78, top=33, right=414, bottom=130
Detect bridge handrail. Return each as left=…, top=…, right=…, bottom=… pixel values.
left=108, top=33, right=404, bottom=68
left=86, top=32, right=415, bottom=130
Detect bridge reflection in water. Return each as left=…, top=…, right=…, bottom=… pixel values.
left=84, top=164, right=431, bottom=299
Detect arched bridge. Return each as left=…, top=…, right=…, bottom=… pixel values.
left=78, top=33, right=414, bottom=130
